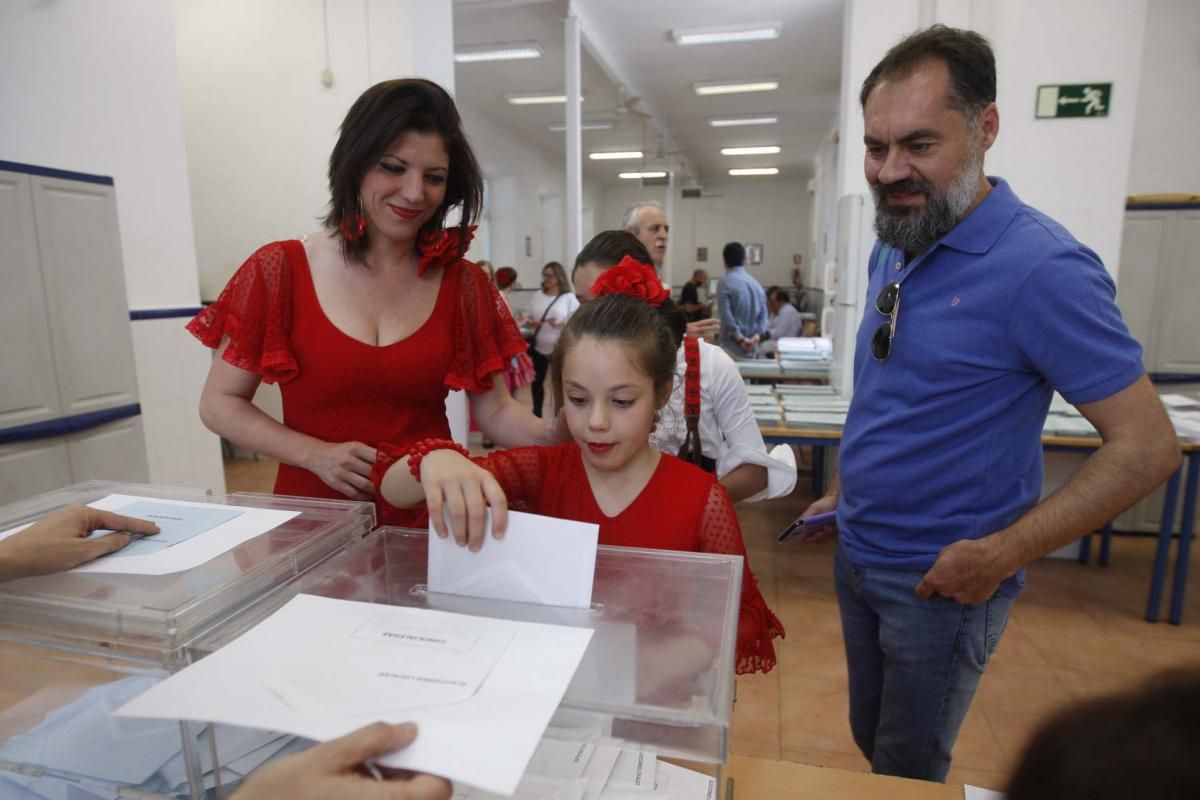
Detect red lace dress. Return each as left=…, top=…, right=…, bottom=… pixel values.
left=187, top=231, right=526, bottom=526
left=375, top=442, right=785, bottom=673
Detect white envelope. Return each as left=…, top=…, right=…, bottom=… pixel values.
left=429, top=509, right=598, bottom=609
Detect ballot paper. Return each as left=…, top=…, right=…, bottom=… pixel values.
left=0, top=494, right=300, bottom=576
left=114, top=594, right=594, bottom=796
left=429, top=509, right=599, bottom=609
left=90, top=499, right=243, bottom=557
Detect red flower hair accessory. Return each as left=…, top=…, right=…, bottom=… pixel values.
left=418, top=225, right=477, bottom=276
left=589, top=256, right=669, bottom=307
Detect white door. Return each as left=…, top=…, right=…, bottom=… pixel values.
left=0, top=171, right=62, bottom=430
left=31, top=176, right=140, bottom=417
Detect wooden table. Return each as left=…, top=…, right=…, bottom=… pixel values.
left=726, top=756, right=964, bottom=800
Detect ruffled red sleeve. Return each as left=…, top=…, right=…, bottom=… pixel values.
left=699, top=481, right=786, bottom=674
left=445, top=260, right=529, bottom=393
left=186, top=241, right=299, bottom=383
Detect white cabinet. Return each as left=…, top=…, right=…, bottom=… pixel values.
left=0, top=165, right=147, bottom=505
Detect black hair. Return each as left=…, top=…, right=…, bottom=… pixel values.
left=550, top=293, right=678, bottom=415
left=859, top=24, right=996, bottom=119
left=324, top=78, right=484, bottom=263
left=573, top=230, right=654, bottom=279
left=1006, top=667, right=1200, bottom=800
left=723, top=242, right=745, bottom=268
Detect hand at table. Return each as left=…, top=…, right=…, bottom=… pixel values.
left=421, top=449, right=509, bottom=549
left=231, top=722, right=450, bottom=800
left=0, top=505, right=160, bottom=582
left=307, top=441, right=377, bottom=501
left=915, top=536, right=1016, bottom=606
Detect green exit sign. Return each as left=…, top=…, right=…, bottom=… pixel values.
left=1036, top=83, right=1112, bottom=118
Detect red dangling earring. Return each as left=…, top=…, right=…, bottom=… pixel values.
left=339, top=208, right=367, bottom=241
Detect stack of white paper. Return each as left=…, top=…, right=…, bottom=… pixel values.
left=114, top=594, right=594, bottom=796
left=1161, top=393, right=1200, bottom=442
left=776, top=337, right=833, bottom=362
left=451, top=728, right=718, bottom=800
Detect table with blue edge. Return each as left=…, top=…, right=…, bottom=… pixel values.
left=760, top=423, right=1200, bottom=625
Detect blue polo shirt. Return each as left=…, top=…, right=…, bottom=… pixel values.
left=837, top=178, right=1144, bottom=578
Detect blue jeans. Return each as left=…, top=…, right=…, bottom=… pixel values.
left=833, top=547, right=1016, bottom=781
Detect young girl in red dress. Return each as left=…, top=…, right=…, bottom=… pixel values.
left=373, top=260, right=784, bottom=673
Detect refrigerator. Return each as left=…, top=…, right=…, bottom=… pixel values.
left=826, top=193, right=876, bottom=399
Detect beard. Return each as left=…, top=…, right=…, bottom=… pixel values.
left=871, top=145, right=982, bottom=254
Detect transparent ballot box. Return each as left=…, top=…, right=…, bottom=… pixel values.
left=196, top=526, right=742, bottom=787
left=0, top=481, right=374, bottom=799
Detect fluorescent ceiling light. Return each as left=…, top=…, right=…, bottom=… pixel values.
left=507, top=92, right=580, bottom=105
left=589, top=151, right=643, bottom=160
left=672, top=22, right=781, bottom=46
left=729, top=167, right=779, bottom=176
left=619, top=171, right=667, bottom=180
left=454, top=42, right=543, bottom=63
left=721, top=146, right=781, bottom=156
left=710, top=115, right=779, bottom=128
left=693, top=79, right=779, bottom=96
left=548, top=121, right=613, bottom=132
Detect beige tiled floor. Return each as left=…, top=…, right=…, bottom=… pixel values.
left=225, top=452, right=1200, bottom=791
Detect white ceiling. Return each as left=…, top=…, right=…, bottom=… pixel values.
left=452, top=0, right=844, bottom=186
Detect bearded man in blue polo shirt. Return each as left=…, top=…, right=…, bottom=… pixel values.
left=798, top=25, right=1180, bottom=782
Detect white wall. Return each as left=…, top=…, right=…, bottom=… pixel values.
left=1126, top=0, right=1200, bottom=196
left=978, top=0, right=1147, bottom=277
left=0, top=0, right=225, bottom=492
left=175, top=0, right=456, bottom=300
left=833, top=0, right=1148, bottom=278
left=599, top=179, right=812, bottom=290
left=460, top=108, right=600, bottom=287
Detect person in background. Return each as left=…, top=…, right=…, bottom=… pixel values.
left=190, top=79, right=560, bottom=527
left=573, top=231, right=795, bottom=504
left=1004, top=667, right=1200, bottom=800
left=679, top=269, right=711, bottom=322
left=715, top=242, right=768, bottom=358
left=522, top=261, right=579, bottom=418
left=622, top=200, right=669, bottom=272
left=761, top=286, right=804, bottom=356
left=795, top=25, right=1180, bottom=782
left=494, top=266, right=519, bottom=313
left=621, top=200, right=719, bottom=341
left=0, top=506, right=159, bottom=582
left=790, top=265, right=809, bottom=313
left=231, top=722, right=450, bottom=800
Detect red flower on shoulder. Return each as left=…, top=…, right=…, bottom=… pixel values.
left=418, top=225, right=477, bottom=276
left=590, top=256, right=668, bottom=307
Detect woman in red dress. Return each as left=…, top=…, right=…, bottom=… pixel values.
left=374, top=262, right=784, bottom=673
left=188, top=79, right=558, bottom=526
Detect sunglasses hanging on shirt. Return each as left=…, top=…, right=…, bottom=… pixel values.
left=872, top=281, right=900, bottom=361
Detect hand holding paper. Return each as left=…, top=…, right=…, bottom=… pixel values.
left=231, top=722, right=452, bottom=800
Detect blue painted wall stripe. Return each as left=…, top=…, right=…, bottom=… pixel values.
left=0, top=160, right=114, bottom=186
left=130, top=307, right=203, bottom=321
left=0, top=404, right=142, bottom=445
